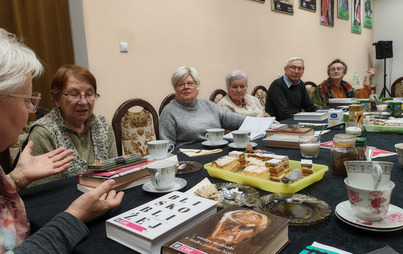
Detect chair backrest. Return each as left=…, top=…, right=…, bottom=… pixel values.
left=0, top=148, right=12, bottom=174
left=159, top=93, right=176, bottom=115
left=391, top=77, right=403, bottom=97
left=251, top=85, right=268, bottom=108
left=209, top=89, right=227, bottom=104
left=305, top=81, right=317, bottom=99
left=112, top=98, right=159, bottom=157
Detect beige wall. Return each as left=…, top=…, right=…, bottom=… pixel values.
left=79, top=0, right=374, bottom=121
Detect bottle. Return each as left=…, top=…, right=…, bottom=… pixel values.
left=346, top=104, right=364, bottom=136
left=355, top=137, right=367, bottom=160
left=352, top=72, right=360, bottom=86
left=331, top=134, right=358, bottom=175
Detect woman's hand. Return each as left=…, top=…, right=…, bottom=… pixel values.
left=65, top=180, right=124, bottom=223
left=367, top=68, right=376, bottom=79
left=12, top=141, right=75, bottom=187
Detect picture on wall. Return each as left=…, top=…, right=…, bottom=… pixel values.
left=337, top=0, right=349, bottom=19
left=320, top=0, right=334, bottom=26
left=300, top=0, right=316, bottom=12
left=363, top=0, right=372, bottom=29
left=272, top=0, right=294, bottom=15
left=352, top=0, right=362, bottom=34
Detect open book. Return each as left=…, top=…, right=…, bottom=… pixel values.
left=224, top=116, right=275, bottom=141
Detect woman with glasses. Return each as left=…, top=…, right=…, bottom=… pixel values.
left=0, top=28, right=123, bottom=253
left=26, top=65, right=118, bottom=186
left=159, top=66, right=246, bottom=148
left=313, top=59, right=376, bottom=107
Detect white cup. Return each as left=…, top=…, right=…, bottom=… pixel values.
left=205, top=128, right=224, bottom=145
left=345, top=178, right=395, bottom=221
left=146, top=160, right=177, bottom=190
left=344, top=161, right=393, bottom=189
left=148, top=140, right=175, bottom=160
left=395, top=143, right=403, bottom=167
left=232, top=130, right=251, bottom=148
left=299, top=135, right=320, bottom=159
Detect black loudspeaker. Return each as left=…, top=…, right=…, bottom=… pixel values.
left=373, top=41, right=393, bottom=59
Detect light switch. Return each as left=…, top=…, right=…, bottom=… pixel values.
left=120, top=42, right=128, bottom=52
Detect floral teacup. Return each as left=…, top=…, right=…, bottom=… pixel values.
left=344, top=178, right=395, bottom=221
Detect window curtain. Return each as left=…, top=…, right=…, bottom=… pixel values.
left=0, top=0, right=74, bottom=111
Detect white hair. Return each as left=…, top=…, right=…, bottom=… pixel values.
left=171, top=66, right=201, bottom=89
left=0, top=29, right=43, bottom=94
left=225, top=70, right=248, bottom=89
left=285, top=57, right=304, bottom=67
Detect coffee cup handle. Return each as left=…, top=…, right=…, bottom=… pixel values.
left=155, top=171, right=161, bottom=187
left=205, top=133, right=209, bottom=139
left=372, top=165, right=382, bottom=189
left=168, top=143, right=175, bottom=154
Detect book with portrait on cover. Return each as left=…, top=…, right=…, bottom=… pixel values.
left=266, top=124, right=314, bottom=137
left=106, top=191, right=217, bottom=254
left=161, top=205, right=290, bottom=254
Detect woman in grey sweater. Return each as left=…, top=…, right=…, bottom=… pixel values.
left=159, top=66, right=246, bottom=148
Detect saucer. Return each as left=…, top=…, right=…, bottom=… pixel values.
left=202, top=140, right=229, bottom=147
left=228, top=142, right=257, bottom=149
left=142, top=177, right=187, bottom=193
left=144, top=153, right=173, bottom=161
left=335, top=200, right=403, bottom=231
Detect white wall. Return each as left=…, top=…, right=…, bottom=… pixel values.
left=71, top=0, right=376, bottom=121
left=372, top=0, right=403, bottom=97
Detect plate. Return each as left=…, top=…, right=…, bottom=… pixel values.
left=204, top=160, right=328, bottom=193
left=253, top=194, right=332, bottom=226
left=201, top=140, right=229, bottom=147
left=363, top=125, right=403, bottom=134
left=143, top=153, right=173, bottom=161
left=176, top=161, right=203, bottom=175
left=228, top=142, right=258, bottom=149
left=193, top=182, right=260, bottom=208
left=142, top=178, right=187, bottom=193
left=335, top=200, right=403, bottom=231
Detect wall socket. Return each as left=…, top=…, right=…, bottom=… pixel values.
left=120, top=42, right=128, bottom=52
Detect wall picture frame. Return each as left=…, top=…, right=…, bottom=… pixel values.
left=300, top=0, right=316, bottom=12
left=363, top=0, right=372, bottom=29
left=352, top=0, right=362, bottom=34
left=320, top=0, right=334, bottom=27
left=337, top=0, right=349, bottom=20
left=272, top=0, right=294, bottom=15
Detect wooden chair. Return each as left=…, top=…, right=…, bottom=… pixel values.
left=112, top=98, right=159, bottom=157
left=305, top=81, right=317, bottom=99
left=209, top=89, right=227, bottom=104
left=251, top=85, right=268, bottom=108
left=391, top=77, right=403, bottom=97
left=159, top=93, right=175, bottom=115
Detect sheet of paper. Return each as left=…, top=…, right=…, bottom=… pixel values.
left=224, top=116, right=275, bottom=141
left=311, top=241, right=353, bottom=254
left=185, top=177, right=212, bottom=195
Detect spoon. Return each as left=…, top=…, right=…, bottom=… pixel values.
left=366, top=148, right=373, bottom=161
left=178, top=163, right=187, bottom=171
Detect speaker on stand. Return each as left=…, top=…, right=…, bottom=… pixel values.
left=373, top=41, right=393, bottom=98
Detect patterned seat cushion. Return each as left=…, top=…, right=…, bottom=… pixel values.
left=395, top=82, right=403, bottom=97
left=121, top=109, right=156, bottom=157
left=255, top=90, right=267, bottom=107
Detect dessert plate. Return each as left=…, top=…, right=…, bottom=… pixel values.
left=201, top=140, right=229, bottom=147
left=228, top=142, right=257, bottom=149
left=335, top=200, right=403, bottom=231
left=176, top=161, right=202, bottom=175
left=142, top=178, right=187, bottom=193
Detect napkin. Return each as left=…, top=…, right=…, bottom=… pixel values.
left=179, top=148, right=223, bottom=157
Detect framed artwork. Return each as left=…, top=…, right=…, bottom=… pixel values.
left=255, top=0, right=265, bottom=2
left=337, top=0, right=349, bottom=20
left=352, top=0, right=362, bottom=34
left=320, top=0, right=334, bottom=26
left=363, top=0, right=372, bottom=29
left=271, top=0, right=294, bottom=15
left=300, top=0, right=316, bottom=12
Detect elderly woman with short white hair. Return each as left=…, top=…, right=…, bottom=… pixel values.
left=159, top=66, right=246, bottom=148
left=218, top=70, right=273, bottom=118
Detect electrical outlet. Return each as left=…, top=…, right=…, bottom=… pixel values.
left=120, top=42, right=128, bottom=52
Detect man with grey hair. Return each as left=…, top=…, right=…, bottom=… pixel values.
left=265, top=57, right=317, bottom=121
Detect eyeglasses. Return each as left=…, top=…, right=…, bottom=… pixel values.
left=329, top=67, right=345, bottom=72
left=0, top=92, right=41, bottom=113
left=62, top=92, right=99, bottom=102
left=287, top=65, right=305, bottom=72
left=176, top=81, right=197, bottom=89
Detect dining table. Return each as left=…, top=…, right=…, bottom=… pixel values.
left=20, top=118, right=403, bottom=254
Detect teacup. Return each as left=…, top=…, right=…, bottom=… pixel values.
left=344, top=178, right=394, bottom=221
left=148, top=140, right=175, bottom=160
left=232, top=130, right=251, bottom=148
left=344, top=161, right=392, bottom=190
left=299, top=135, right=320, bottom=159
left=395, top=143, right=403, bottom=167
left=146, top=160, right=177, bottom=190
left=205, top=128, right=225, bottom=145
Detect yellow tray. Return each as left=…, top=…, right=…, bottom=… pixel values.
left=204, top=160, right=328, bottom=193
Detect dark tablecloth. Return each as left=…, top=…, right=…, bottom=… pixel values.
left=20, top=120, right=403, bottom=254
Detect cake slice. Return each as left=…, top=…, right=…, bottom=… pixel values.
left=242, top=165, right=270, bottom=179
left=301, top=159, right=314, bottom=176
left=211, top=156, right=240, bottom=172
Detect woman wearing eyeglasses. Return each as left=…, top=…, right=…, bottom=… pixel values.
left=313, top=59, right=376, bottom=107
left=159, top=66, right=246, bottom=148
left=26, top=65, right=117, bottom=186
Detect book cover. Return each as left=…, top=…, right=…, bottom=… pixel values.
left=161, top=205, right=290, bottom=254
left=106, top=191, right=218, bottom=254
left=88, top=153, right=143, bottom=170
left=263, top=134, right=300, bottom=149
left=76, top=176, right=150, bottom=193
left=293, top=112, right=328, bottom=121
left=266, top=125, right=314, bottom=137
left=78, top=161, right=151, bottom=188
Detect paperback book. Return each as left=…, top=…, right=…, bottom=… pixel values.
left=263, top=134, right=300, bottom=149
left=161, top=205, right=290, bottom=254
left=87, top=153, right=144, bottom=171
left=106, top=191, right=217, bottom=254
left=293, top=112, right=327, bottom=121
left=266, top=124, right=314, bottom=137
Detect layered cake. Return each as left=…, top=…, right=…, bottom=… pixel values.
left=211, top=156, right=240, bottom=172
left=301, top=159, right=314, bottom=176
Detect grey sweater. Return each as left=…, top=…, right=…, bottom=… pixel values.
left=159, top=99, right=245, bottom=148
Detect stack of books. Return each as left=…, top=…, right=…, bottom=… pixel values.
left=293, top=112, right=328, bottom=121
left=263, top=125, right=314, bottom=149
